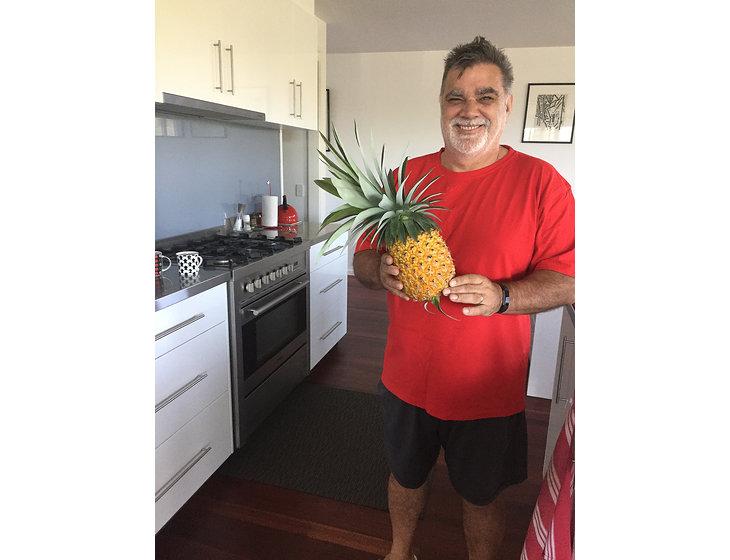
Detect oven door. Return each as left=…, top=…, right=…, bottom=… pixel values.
left=236, top=275, right=309, bottom=398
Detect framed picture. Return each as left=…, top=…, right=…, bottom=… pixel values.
left=521, top=83, right=575, bottom=143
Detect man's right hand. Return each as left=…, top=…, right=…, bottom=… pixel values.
left=380, top=253, right=410, bottom=301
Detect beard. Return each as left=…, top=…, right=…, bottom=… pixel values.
left=442, top=117, right=490, bottom=155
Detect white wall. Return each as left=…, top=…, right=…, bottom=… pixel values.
left=326, top=46, right=575, bottom=271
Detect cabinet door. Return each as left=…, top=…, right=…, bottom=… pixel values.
left=218, top=0, right=269, bottom=113
left=258, top=0, right=295, bottom=127
left=156, top=0, right=231, bottom=104
left=288, top=0, right=318, bottom=129
left=259, top=0, right=318, bottom=128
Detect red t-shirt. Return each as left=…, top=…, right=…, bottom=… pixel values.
left=355, top=146, right=575, bottom=420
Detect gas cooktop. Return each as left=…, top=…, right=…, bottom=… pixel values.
left=158, top=232, right=303, bottom=270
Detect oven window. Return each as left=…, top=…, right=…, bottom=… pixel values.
left=242, top=286, right=307, bottom=377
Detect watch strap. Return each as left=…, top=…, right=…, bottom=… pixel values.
left=496, top=283, right=510, bottom=314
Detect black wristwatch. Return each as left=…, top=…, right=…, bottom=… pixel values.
left=496, top=283, right=510, bottom=314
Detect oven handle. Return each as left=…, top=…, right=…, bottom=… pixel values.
left=242, top=280, right=309, bottom=317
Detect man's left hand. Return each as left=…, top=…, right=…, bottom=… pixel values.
left=442, top=274, right=502, bottom=316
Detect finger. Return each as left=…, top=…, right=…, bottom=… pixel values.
left=444, top=284, right=482, bottom=295
left=462, top=303, right=487, bottom=316
left=447, top=292, right=484, bottom=305
left=447, top=274, right=485, bottom=289
left=381, top=253, right=394, bottom=266
left=384, top=281, right=410, bottom=301
left=382, top=265, right=400, bottom=277
left=383, top=277, right=408, bottom=295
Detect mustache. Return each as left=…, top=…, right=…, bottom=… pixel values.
left=450, top=117, right=490, bottom=127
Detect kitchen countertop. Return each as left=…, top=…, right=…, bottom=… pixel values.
left=155, top=265, right=230, bottom=311
left=289, top=221, right=341, bottom=247
left=154, top=222, right=343, bottom=310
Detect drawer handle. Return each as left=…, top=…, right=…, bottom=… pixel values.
left=555, top=337, right=575, bottom=403
left=225, top=43, right=234, bottom=94
left=319, top=277, right=343, bottom=294
left=245, top=281, right=308, bottom=317
left=213, top=40, right=223, bottom=92
left=296, top=81, right=302, bottom=117
left=155, top=313, right=205, bottom=341
left=322, top=245, right=345, bottom=256
left=155, top=373, right=209, bottom=413
left=155, top=445, right=212, bottom=502
left=320, top=320, right=342, bottom=341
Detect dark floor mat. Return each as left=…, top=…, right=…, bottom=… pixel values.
left=219, top=382, right=389, bottom=510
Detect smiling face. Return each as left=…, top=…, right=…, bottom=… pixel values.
left=440, top=63, right=513, bottom=165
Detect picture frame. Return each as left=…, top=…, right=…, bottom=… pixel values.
left=521, top=83, right=575, bottom=144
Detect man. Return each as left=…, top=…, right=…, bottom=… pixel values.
left=353, top=37, right=575, bottom=560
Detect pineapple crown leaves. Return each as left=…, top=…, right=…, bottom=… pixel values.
left=315, top=122, right=447, bottom=255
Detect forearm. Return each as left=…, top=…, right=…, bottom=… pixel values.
left=353, top=249, right=384, bottom=290
left=502, top=269, right=574, bottom=315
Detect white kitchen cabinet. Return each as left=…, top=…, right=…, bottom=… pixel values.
left=155, top=282, right=228, bottom=358
left=261, top=0, right=318, bottom=129
left=156, top=0, right=318, bottom=129
left=155, top=282, right=233, bottom=532
left=156, top=0, right=234, bottom=106
left=155, top=321, right=231, bottom=448
left=309, top=239, right=348, bottom=369
left=155, top=392, right=233, bottom=533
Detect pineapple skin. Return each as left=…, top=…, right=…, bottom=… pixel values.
left=388, top=230, right=456, bottom=301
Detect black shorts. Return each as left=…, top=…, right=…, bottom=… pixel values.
left=378, top=381, right=528, bottom=506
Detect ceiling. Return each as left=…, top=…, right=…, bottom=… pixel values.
left=315, top=0, right=574, bottom=54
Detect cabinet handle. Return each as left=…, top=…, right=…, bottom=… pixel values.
left=322, top=245, right=345, bottom=256
left=320, top=277, right=343, bottom=294
left=555, top=337, right=575, bottom=403
left=155, top=313, right=205, bottom=341
left=296, top=81, right=302, bottom=117
left=289, top=79, right=296, bottom=116
left=320, top=320, right=342, bottom=341
left=155, top=373, right=209, bottom=413
left=225, top=44, right=234, bottom=94
left=155, top=445, right=212, bottom=502
left=213, top=40, right=223, bottom=92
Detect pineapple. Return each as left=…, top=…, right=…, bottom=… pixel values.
left=314, top=123, right=456, bottom=318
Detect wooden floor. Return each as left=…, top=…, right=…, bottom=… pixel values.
left=156, top=276, right=550, bottom=559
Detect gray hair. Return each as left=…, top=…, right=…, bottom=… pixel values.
left=441, top=36, right=514, bottom=94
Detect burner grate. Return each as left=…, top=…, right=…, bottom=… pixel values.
left=156, top=232, right=303, bottom=270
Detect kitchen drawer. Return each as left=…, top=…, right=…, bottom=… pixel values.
left=155, top=321, right=231, bottom=448
left=309, top=235, right=348, bottom=272
left=155, top=283, right=228, bottom=358
left=155, top=391, right=233, bottom=533
left=311, top=271, right=347, bottom=328
left=310, top=302, right=346, bottom=369
left=311, top=256, right=347, bottom=320
left=310, top=252, right=347, bottom=297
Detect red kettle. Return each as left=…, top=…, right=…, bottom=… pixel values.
left=278, top=195, right=299, bottom=225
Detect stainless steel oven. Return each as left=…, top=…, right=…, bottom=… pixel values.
left=229, top=247, right=310, bottom=447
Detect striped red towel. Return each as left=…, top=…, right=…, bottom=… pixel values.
left=521, top=402, right=575, bottom=560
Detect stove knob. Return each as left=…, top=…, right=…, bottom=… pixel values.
left=281, top=266, right=289, bottom=276
left=254, top=277, right=262, bottom=289
left=245, top=282, right=254, bottom=293
left=274, top=268, right=282, bottom=278
left=269, top=271, right=277, bottom=281
left=262, top=275, right=270, bottom=285
left=287, top=263, right=294, bottom=273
